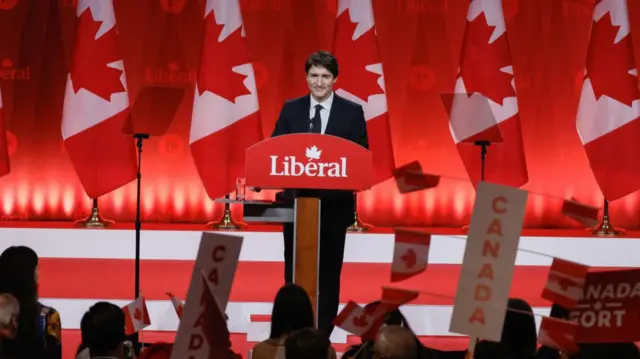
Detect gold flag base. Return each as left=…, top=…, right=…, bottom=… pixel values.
left=347, top=212, right=372, bottom=232
left=207, top=203, right=245, bottom=230
left=588, top=198, right=624, bottom=237
left=589, top=216, right=624, bottom=237
left=75, top=200, right=113, bottom=228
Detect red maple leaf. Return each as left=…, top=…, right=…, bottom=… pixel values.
left=352, top=312, right=369, bottom=327
left=332, top=10, right=384, bottom=101
left=459, top=13, right=515, bottom=105
left=587, top=12, right=640, bottom=106
left=198, top=13, right=251, bottom=103
left=70, top=9, right=125, bottom=101
left=133, top=307, right=142, bottom=321
left=401, top=248, right=417, bottom=268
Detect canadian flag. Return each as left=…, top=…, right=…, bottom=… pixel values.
left=448, top=0, right=528, bottom=187
left=537, top=316, right=579, bottom=354
left=541, top=258, right=589, bottom=309
left=122, top=296, right=151, bottom=335
left=561, top=197, right=600, bottom=228
left=381, top=287, right=420, bottom=306
left=332, top=0, right=395, bottom=185
left=576, top=0, right=640, bottom=201
left=61, top=0, right=137, bottom=198
left=390, top=228, right=431, bottom=282
left=190, top=0, right=263, bottom=200
left=334, top=301, right=382, bottom=340
left=166, top=292, right=184, bottom=318
left=0, top=86, right=9, bottom=178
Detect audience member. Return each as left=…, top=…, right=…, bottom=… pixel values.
left=570, top=343, right=640, bottom=359
left=284, top=327, right=332, bottom=359
left=0, top=245, right=61, bottom=359
left=252, top=283, right=336, bottom=359
left=372, top=325, right=418, bottom=359
left=342, top=301, right=436, bottom=359
left=76, top=301, right=134, bottom=359
left=0, top=293, right=19, bottom=339
left=0, top=293, right=20, bottom=358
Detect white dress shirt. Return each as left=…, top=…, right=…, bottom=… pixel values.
left=309, top=92, right=334, bottom=134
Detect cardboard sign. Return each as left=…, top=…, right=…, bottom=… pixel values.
left=570, top=269, right=640, bottom=343
left=171, top=232, right=243, bottom=359
left=449, top=182, right=528, bottom=341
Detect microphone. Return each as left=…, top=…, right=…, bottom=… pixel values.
left=308, top=118, right=314, bottom=133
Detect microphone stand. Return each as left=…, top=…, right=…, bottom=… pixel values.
left=131, top=133, right=149, bottom=353
left=474, top=140, right=490, bottom=181
left=462, top=141, right=490, bottom=233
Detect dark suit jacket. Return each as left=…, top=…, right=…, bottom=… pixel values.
left=271, top=93, right=369, bottom=227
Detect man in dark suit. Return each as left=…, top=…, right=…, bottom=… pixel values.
left=271, top=51, right=368, bottom=337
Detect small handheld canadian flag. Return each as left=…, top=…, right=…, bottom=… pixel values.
left=561, top=198, right=599, bottom=228
left=541, top=258, right=589, bottom=309
left=392, top=161, right=440, bottom=195
left=538, top=316, right=579, bottom=354
left=333, top=301, right=382, bottom=340
left=166, top=292, right=184, bottom=319
left=122, top=296, right=151, bottom=335
left=391, top=228, right=431, bottom=282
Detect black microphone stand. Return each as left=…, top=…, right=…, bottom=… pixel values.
left=474, top=140, right=490, bottom=181
left=131, top=133, right=149, bottom=353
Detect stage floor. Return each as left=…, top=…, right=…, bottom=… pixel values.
left=1, top=222, right=638, bottom=358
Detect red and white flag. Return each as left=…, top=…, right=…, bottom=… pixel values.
left=332, top=0, right=395, bottom=185
left=448, top=0, right=528, bottom=187
left=391, top=228, right=431, bottom=282
left=538, top=316, right=579, bottom=354
left=166, top=292, right=184, bottom=318
left=122, top=296, right=151, bottom=335
left=380, top=287, right=420, bottom=309
left=576, top=0, right=640, bottom=201
left=190, top=0, right=263, bottom=201
left=0, top=87, right=9, bottom=178
left=334, top=301, right=382, bottom=339
left=61, top=0, right=137, bottom=198
left=541, top=258, right=589, bottom=309
left=561, top=198, right=600, bottom=227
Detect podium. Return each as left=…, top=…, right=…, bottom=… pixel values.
left=243, top=133, right=372, bottom=325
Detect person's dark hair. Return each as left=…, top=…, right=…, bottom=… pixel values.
left=0, top=246, right=42, bottom=357
left=474, top=298, right=537, bottom=359
left=574, top=343, right=640, bottom=359
left=80, top=302, right=126, bottom=356
left=269, top=283, right=315, bottom=339
left=501, top=298, right=537, bottom=355
left=305, top=51, right=339, bottom=78
left=284, top=328, right=330, bottom=359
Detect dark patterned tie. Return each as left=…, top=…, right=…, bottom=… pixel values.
left=311, top=104, right=322, bottom=133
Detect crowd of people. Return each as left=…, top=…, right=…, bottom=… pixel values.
left=0, top=245, right=639, bottom=359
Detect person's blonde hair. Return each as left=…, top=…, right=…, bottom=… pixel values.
left=0, top=293, right=19, bottom=328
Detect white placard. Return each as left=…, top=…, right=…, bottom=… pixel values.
left=171, top=232, right=243, bottom=359
left=449, top=181, right=528, bottom=341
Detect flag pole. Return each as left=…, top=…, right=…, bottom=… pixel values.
left=589, top=198, right=623, bottom=236
left=131, top=133, right=149, bottom=352
left=75, top=198, right=113, bottom=228
left=347, top=192, right=372, bottom=232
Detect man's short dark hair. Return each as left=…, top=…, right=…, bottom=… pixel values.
left=80, top=302, right=126, bottom=356
left=305, top=51, right=339, bottom=78
left=285, top=327, right=330, bottom=359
